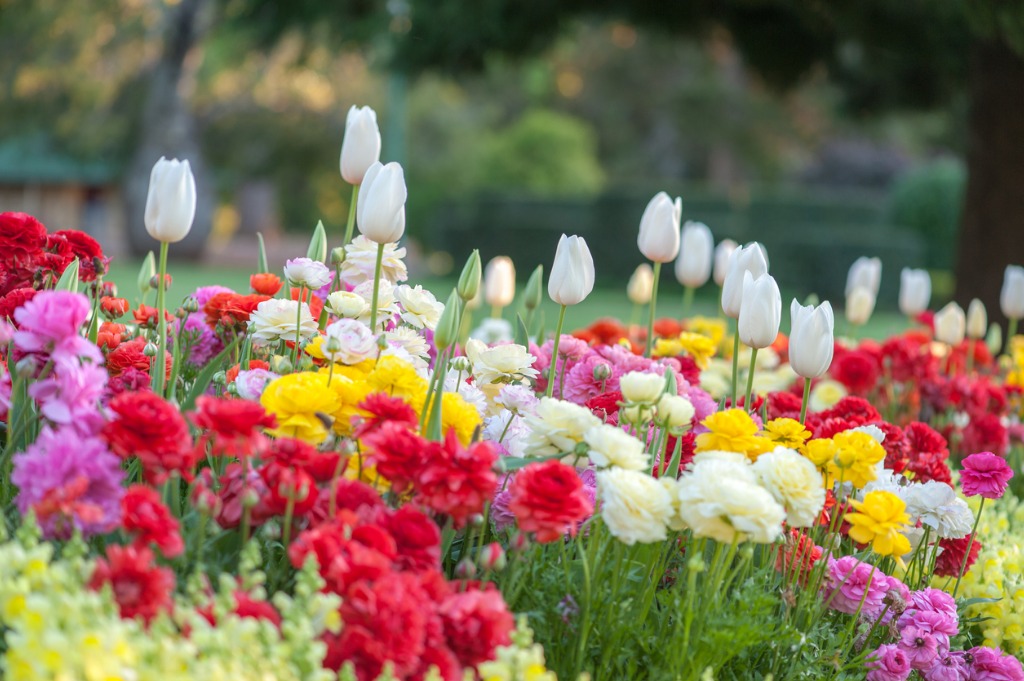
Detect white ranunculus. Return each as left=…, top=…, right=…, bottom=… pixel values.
left=656, top=394, right=695, bottom=429
left=905, top=480, right=974, bottom=539
left=284, top=257, right=332, bottom=290
left=326, top=291, right=368, bottom=319
left=472, top=344, right=539, bottom=386
left=323, top=318, right=378, bottom=365
left=597, top=468, right=674, bottom=545
left=522, top=397, right=601, bottom=462
left=395, top=284, right=444, bottom=330
left=386, top=326, right=430, bottom=369
left=341, top=235, right=408, bottom=287
left=584, top=424, right=649, bottom=471
left=619, top=371, right=667, bottom=404
left=676, top=458, right=785, bottom=543
left=750, top=447, right=825, bottom=528
left=249, top=299, right=318, bottom=347
left=352, top=279, right=400, bottom=330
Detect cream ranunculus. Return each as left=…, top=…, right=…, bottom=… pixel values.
left=619, top=371, right=666, bottom=404
left=738, top=271, right=782, bottom=349
left=676, top=458, right=786, bottom=544
left=356, top=161, right=407, bottom=244
left=323, top=318, right=378, bottom=365
left=353, top=279, right=400, bottom=330
left=484, top=256, right=517, bottom=308
left=713, top=239, right=738, bottom=287
left=655, top=393, right=695, bottom=429
left=326, top=291, right=368, bottom=319
left=385, top=326, right=430, bottom=369
left=674, top=221, right=713, bottom=288
left=548, top=234, right=596, bottom=306
left=283, top=257, right=332, bottom=290
left=788, top=299, right=834, bottom=379
left=597, top=468, right=674, bottom=545
left=341, top=235, right=408, bottom=286
left=627, top=264, right=655, bottom=305
left=583, top=424, right=649, bottom=471
left=845, top=286, right=876, bottom=326
left=395, top=284, right=444, bottom=330
left=934, top=301, right=966, bottom=346
left=808, top=379, right=848, bottom=412
left=472, top=344, right=540, bottom=386
left=750, top=447, right=825, bottom=528
left=637, top=191, right=682, bottom=263
left=340, top=105, right=382, bottom=185
left=144, top=157, right=196, bottom=243
left=249, top=299, right=318, bottom=347
left=899, top=268, right=931, bottom=317
left=523, top=397, right=602, bottom=462
left=967, top=298, right=988, bottom=340
left=845, top=256, right=882, bottom=299
left=721, top=243, right=768, bottom=319
left=1001, top=265, right=1024, bottom=320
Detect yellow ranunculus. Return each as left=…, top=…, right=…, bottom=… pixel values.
left=695, top=409, right=762, bottom=456
left=763, top=418, right=812, bottom=450
left=260, top=371, right=341, bottom=443
left=846, top=490, right=911, bottom=558
left=830, top=430, right=886, bottom=488
left=803, top=438, right=836, bottom=468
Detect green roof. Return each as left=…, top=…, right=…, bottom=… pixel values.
left=0, top=134, right=119, bottom=184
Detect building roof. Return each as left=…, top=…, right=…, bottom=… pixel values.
left=0, top=134, right=118, bottom=184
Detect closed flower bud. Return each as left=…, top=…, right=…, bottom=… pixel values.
left=627, top=264, right=655, bottom=305
left=656, top=393, right=695, bottom=429
left=15, top=356, right=38, bottom=378
left=934, top=301, right=966, bottom=346
left=1001, top=265, right=1024, bottom=320
left=721, top=243, right=768, bottom=319
left=620, top=371, right=667, bottom=404
left=845, top=256, right=882, bottom=299
left=523, top=265, right=544, bottom=311
left=738, top=271, right=782, bottom=349
left=356, top=161, right=407, bottom=244
left=433, top=289, right=461, bottom=351
left=511, top=532, right=531, bottom=553
left=211, top=370, right=227, bottom=385
left=144, top=157, right=196, bottom=243
left=479, top=542, right=507, bottom=571
left=845, top=286, right=876, bottom=326
left=592, top=362, right=611, bottom=382
left=457, top=250, right=482, bottom=302
left=330, top=246, right=346, bottom=266
left=987, top=323, right=1003, bottom=356
left=455, top=558, right=477, bottom=579
left=548, top=234, right=595, bottom=306
left=182, top=296, right=199, bottom=314
left=789, top=299, right=834, bottom=379
left=637, top=192, right=682, bottom=263
left=899, top=268, right=931, bottom=317
left=713, top=239, right=738, bottom=287
left=450, top=356, right=472, bottom=373
left=967, top=298, right=988, bottom=339
left=484, top=256, right=516, bottom=308
left=340, top=105, right=382, bottom=185
left=143, top=342, right=158, bottom=357
left=269, top=355, right=293, bottom=374
left=674, top=221, right=713, bottom=288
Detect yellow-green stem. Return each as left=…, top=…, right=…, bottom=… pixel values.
left=730, top=331, right=741, bottom=406
left=290, top=285, right=305, bottom=367
left=800, top=377, right=812, bottom=423
left=153, top=241, right=169, bottom=395
left=545, top=305, right=568, bottom=398
left=745, top=347, right=759, bottom=409
left=953, top=497, right=985, bottom=598
left=369, top=242, right=385, bottom=331
left=645, top=262, right=661, bottom=357
left=682, top=285, right=695, bottom=317
left=342, top=184, right=359, bottom=253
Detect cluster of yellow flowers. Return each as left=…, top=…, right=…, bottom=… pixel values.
left=0, top=531, right=339, bottom=681
left=949, top=492, right=1024, bottom=655
left=1002, top=336, right=1024, bottom=390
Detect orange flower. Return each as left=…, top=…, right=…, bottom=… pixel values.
left=250, top=272, right=283, bottom=296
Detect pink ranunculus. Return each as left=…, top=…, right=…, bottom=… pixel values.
left=898, top=625, right=943, bottom=671
left=968, top=646, right=1024, bottom=680
left=822, top=555, right=888, bottom=616
left=960, top=452, right=1014, bottom=500
left=29, top=361, right=108, bottom=436
left=922, top=653, right=969, bottom=681
left=867, top=643, right=912, bottom=681
left=902, top=588, right=959, bottom=626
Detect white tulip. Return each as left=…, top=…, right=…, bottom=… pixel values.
left=627, top=264, right=655, bottom=305
left=934, top=302, right=966, bottom=346
left=548, top=234, right=595, bottom=306
left=144, top=157, right=196, bottom=243
left=712, top=238, right=737, bottom=287
left=845, top=286, right=876, bottom=326
left=721, top=243, right=768, bottom=319
left=340, top=105, right=382, bottom=185
left=1001, top=265, right=1024, bottom=320
left=674, top=221, right=714, bottom=288
left=967, top=298, right=988, bottom=340
left=845, top=256, right=882, bottom=298
left=899, top=268, right=931, bottom=317
left=738, top=271, right=781, bottom=349
left=484, top=256, right=516, bottom=308
left=637, top=191, right=681, bottom=263
left=356, top=161, right=407, bottom=244
left=788, top=299, right=834, bottom=379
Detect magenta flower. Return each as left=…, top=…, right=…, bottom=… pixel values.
left=923, top=653, right=969, bottom=681
left=562, top=354, right=616, bottom=405
left=898, top=625, right=942, bottom=671
left=12, top=427, right=124, bottom=539
left=867, top=643, right=912, bottom=681
left=13, top=291, right=101, bottom=366
left=174, top=312, right=223, bottom=367
left=28, top=361, right=108, bottom=436
left=902, top=588, right=959, bottom=626
left=822, top=555, right=888, bottom=616
left=967, top=646, right=1024, bottom=680
left=960, top=452, right=1014, bottom=499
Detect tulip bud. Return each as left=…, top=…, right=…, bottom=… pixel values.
left=987, top=323, right=1003, bottom=356
left=548, top=234, right=595, bottom=306
left=340, top=105, right=382, bottom=185
left=637, top=192, right=682, bottom=263
left=479, top=542, right=507, bottom=571
left=674, top=221, right=713, bottom=288
left=1001, top=265, right=1024, bottom=320
left=484, top=256, right=516, bottom=308
left=356, top=161, right=407, bottom=244
left=713, top=239, right=738, bottom=287
left=433, top=289, right=461, bottom=351
left=627, top=264, right=655, bottom=305
left=620, top=371, right=666, bottom=404
left=738, top=272, right=782, bottom=349
left=845, top=286, right=876, bottom=326
left=144, top=157, right=197, bottom=243
left=523, top=265, right=544, bottom=311
left=457, top=250, right=482, bottom=302
left=137, top=251, right=155, bottom=296
left=934, top=302, right=966, bottom=346
left=721, top=243, right=768, bottom=319
left=845, top=256, right=882, bottom=299
left=899, top=268, right=931, bottom=317
left=789, top=299, right=834, bottom=379
left=967, top=298, right=988, bottom=340
left=143, top=342, right=158, bottom=357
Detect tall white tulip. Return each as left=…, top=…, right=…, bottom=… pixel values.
left=546, top=234, right=595, bottom=397
left=484, top=256, right=516, bottom=312
left=340, top=105, right=382, bottom=186
left=627, top=264, right=654, bottom=305
left=674, top=221, right=714, bottom=288
left=845, top=256, right=882, bottom=298
left=935, top=302, right=966, bottom=346
left=967, top=299, right=988, bottom=340
left=712, top=239, right=738, bottom=287
left=144, top=157, right=196, bottom=244
left=357, top=161, right=407, bottom=244
left=789, top=300, right=834, bottom=379
left=721, top=243, right=768, bottom=319
left=738, top=271, right=782, bottom=350
left=637, top=192, right=681, bottom=263
left=899, top=268, right=931, bottom=317
left=1001, top=266, right=1024, bottom=321
left=845, top=286, right=876, bottom=326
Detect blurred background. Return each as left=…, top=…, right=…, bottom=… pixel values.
left=1, top=0, right=1022, bottom=322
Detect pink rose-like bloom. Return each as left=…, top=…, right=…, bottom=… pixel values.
left=898, top=625, right=942, bottom=671
left=867, top=644, right=912, bottom=681
left=235, top=369, right=280, bottom=401
left=29, top=361, right=108, bottom=436
left=960, top=452, right=1014, bottom=499
left=904, top=610, right=958, bottom=640
left=923, top=653, right=969, bottom=681
left=968, top=646, right=1024, bottom=680
left=562, top=354, right=617, bottom=405
left=902, top=588, right=959, bottom=626
left=823, top=555, right=888, bottom=616
left=13, top=291, right=101, bottom=365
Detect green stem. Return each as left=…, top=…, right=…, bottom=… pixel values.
left=167, top=327, right=183, bottom=403
left=291, top=285, right=305, bottom=367
left=491, top=304, right=502, bottom=319
left=682, top=285, right=695, bottom=317
left=545, top=305, right=567, bottom=398
left=799, top=377, right=812, bottom=423
left=645, top=261, right=661, bottom=357
left=745, top=347, right=759, bottom=409
left=153, top=241, right=169, bottom=395
left=342, top=184, right=359, bottom=252
left=664, top=431, right=685, bottom=479
left=730, top=331, right=741, bottom=406
left=369, top=242, right=385, bottom=331
left=953, top=497, right=985, bottom=598
left=1008, top=318, right=1019, bottom=355
left=965, top=340, right=975, bottom=376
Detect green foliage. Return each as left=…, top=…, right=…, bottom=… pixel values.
left=886, top=159, right=966, bottom=269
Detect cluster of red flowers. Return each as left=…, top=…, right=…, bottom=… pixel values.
left=103, top=391, right=197, bottom=484
left=508, top=460, right=593, bottom=543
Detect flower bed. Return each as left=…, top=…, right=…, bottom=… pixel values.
left=1, top=112, right=1023, bottom=680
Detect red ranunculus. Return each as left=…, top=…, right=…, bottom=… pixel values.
left=100, top=296, right=130, bottom=319
left=509, top=460, right=594, bottom=543
left=961, top=412, right=1010, bottom=459
left=307, top=478, right=384, bottom=526
left=89, top=545, right=174, bottom=624
left=250, top=272, right=283, bottom=296
left=133, top=304, right=171, bottom=328
left=194, top=463, right=274, bottom=529
left=204, top=292, right=270, bottom=329
left=376, top=505, right=442, bottom=572
left=103, top=391, right=194, bottom=484
left=903, top=421, right=951, bottom=484
left=364, top=422, right=430, bottom=493
left=191, top=396, right=276, bottom=457
left=289, top=516, right=396, bottom=594
left=259, top=461, right=319, bottom=516
left=96, top=321, right=126, bottom=350
left=0, top=212, right=47, bottom=265
left=821, top=396, right=880, bottom=425
left=0, top=287, right=37, bottom=322
left=439, top=585, right=514, bottom=667
left=53, top=229, right=107, bottom=280
left=585, top=390, right=623, bottom=423
left=766, top=390, right=803, bottom=421
left=121, top=484, right=184, bottom=558
left=933, top=533, right=981, bottom=578
left=263, top=436, right=341, bottom=483
left=775, top=529, right=822, bottom=586
left=353, top=392, right=418, bottom=440
left=414, top=431, right=498, bottom=527
left=830, top=349, right=880, bottom=394
left=107, top=336, right=172, bottom=380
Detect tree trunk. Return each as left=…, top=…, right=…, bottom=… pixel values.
left=954, top=39, right=1024, bottom=325
left=122, top=0, right=212, bottom=258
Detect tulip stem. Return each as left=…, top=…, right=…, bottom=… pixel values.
left=799, top=377, right=811, bottom=424
left=645, top=262, right=661, bottom=357
left=1007, top=318, right=1018, bottom=355
left=744, top=347, right=758, bottom=410
left=730, top=331, right=740, bottom=406
left=291, top=285, right=305, bottom=367
left=545, top=305, right=567, bottom=398
left=369, top=242, right=385, bottom=331
left=342, top=184, right=359, bottom=253
left=952, top=497, right=984, bottom=598
left=965, top=340, right=975, bottom=376
left=152, top=241, right=169, bottom=396
left=491, top=304, right=502, bottom=319
left=682, top=286, right=695, bottom=317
